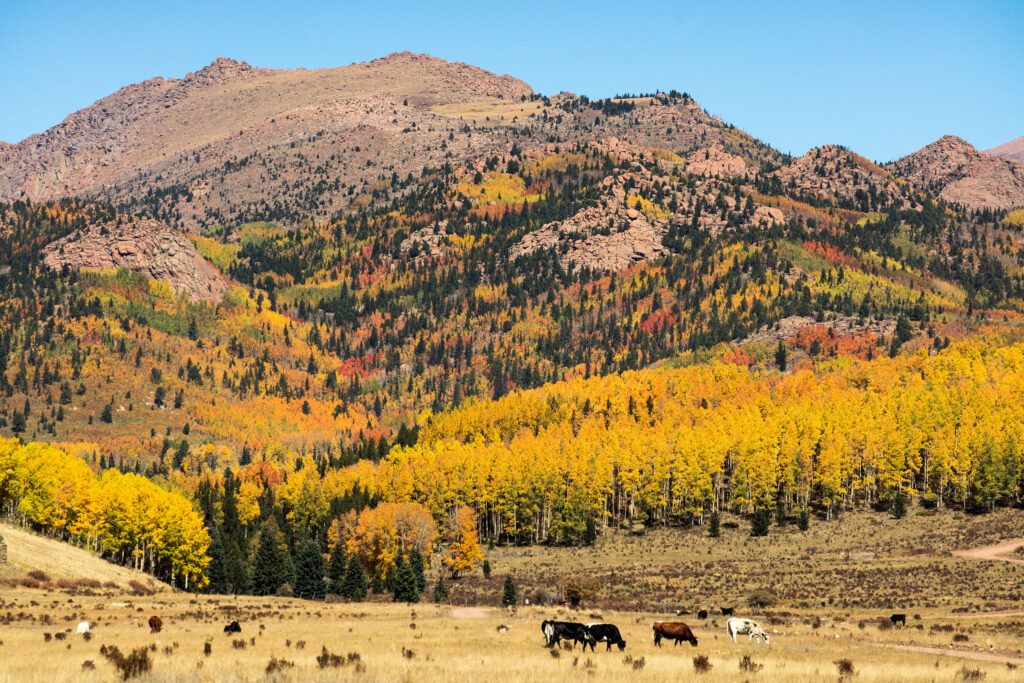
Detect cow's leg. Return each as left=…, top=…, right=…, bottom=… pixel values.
left=653, top=632, right=661, bottom=647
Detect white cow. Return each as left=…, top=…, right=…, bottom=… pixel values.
left=726, top=617, right=769, bottom=645
left=76, top=621, right=90, bottom=635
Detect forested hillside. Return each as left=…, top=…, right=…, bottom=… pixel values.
left=1, top=61, right=1023, bottom=594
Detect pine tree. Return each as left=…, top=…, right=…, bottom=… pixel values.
left=293, top=539, right=327, bottom=600
left=433, top=574, right=449, bottom=604
left=583, top=516, right=598, bottom=545
left=708, top=511, right=720, bottom=538
left=409, top=546, right=427, bottom=594
left=100, top=403, right=113, bottom=423
left=797, top=507, right=810, bottom=531
left=341, top=554, right=368, bottom=601
left=751, top=507, right=771, bottom=537
left=251, top=522, right=287, bottom=596
left=775, top=341, right=788, bottom=371
left=502, top=574, right=517, bottom=607
left=392, top=556, right=419, bottom=603
left=204, top=526, right=229, bottom=594
left=482, top=558, right=492, bottom=579
left=893, top=490, right=907, bottom=519
left=327, top=542, right=347, bottom=595
left=371, top=569, right=386, bottom=595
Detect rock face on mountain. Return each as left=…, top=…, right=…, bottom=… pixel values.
left=42, top=217, right=229, bottom=301
left=985, top=136, right=1024, bottom=165
left=0, top=55, right=785, bottom=231
left=890, top=135, right=1024, bottom=210
left=776, top=145, right=915, bottom=211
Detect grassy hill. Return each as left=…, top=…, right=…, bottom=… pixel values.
left=0, top=523, right=168, bottom=593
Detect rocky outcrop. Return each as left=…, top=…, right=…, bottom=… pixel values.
left=776, top=145, right=915, bottom=210
left=42, top=217, right=229, bottom=302
left=685, top=146, right=752, bottom=178
left=890, top=135, right=1024, bottom=210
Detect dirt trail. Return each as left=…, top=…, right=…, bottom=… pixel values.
left=894, top=644, right=1024, bottom=667
left=953, top=538, right=1024, bottom=566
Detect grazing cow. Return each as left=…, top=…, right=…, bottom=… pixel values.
left=76, top=621, right=90, bottom=635
left=726, top=617, right=769, bottom=645
left=720, top=607, right=734, bottom=616
left=585, top=623, right=626, bottom=651
left=541, top=620, right=589, bottom=649
left=697, top=609, right=709, bottom=619
left=890, top=613, right=906, bottom=627
left=652, top=621, right=698, bottom=647
left=223, top=621, right=242, bottom=634
left=148, top=616, right=163, bottom=634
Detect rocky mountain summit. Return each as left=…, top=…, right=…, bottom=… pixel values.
left=42, top=217, right=228, bottom=301
left=775, top=145, right=916, bottom=211
left=890, top=135, right=1024, bottom=210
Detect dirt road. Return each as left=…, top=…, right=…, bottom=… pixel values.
left=953, top=538, right=1024, bottom=567
left=894, top=644, right=1024, bottom=667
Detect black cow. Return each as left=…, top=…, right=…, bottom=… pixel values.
left=697, top=609, right=709, bottom=619
left=890, top=613, right=906, bottom=627
left=541, top=620, right=589, bottom=649
left=721, top=607, right=734, bottom=616
left=585, top=623, right=626, bottom=651
left=223, top=621, right=241, bottom=633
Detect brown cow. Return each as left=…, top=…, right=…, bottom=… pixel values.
left=148, top=616, right=163, bottom=634
left=652, top=621, right=698, bottom=647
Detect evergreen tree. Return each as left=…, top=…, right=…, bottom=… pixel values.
left=341, top=554, right=368, bottom=601
left=392, top=556, right=419, bottom=603
left=293, top=539, right=327, bottom=600
left=100, top=403, right=113, bottom=423
left=224, top=536, right=250, bottom=594
left=583, top=516, right=598, bottom=545
left=502, top=574, right=517, bottom=607
left=893, top=490, right=907, bottom=519
left=482, top=558, right=492, bottom=579
left=776, top=498, right=787, bottom=526
left=204, top=526, right=229, bottom=594
left=371, top=569, right=386, bottom=595
left=708, top=511, right=720, bottom=538
left=751, top=507, right=771, bottom=537
left=384, top=560, right=398, bottom=594
left=433, top=574, right=449, bottom=604
left=797, top=507, right=810, bottom=531
left=327, top=542, right=347, bottom=594
left=409, top=546, right=427, bottom=594
left=251, top=522, right=287, bottom=596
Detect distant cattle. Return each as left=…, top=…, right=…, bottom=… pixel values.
left=652, top=621, right=698, bottom=647
left=148, top=616, right=163, bottom=634
left=223, top=621, right=241, bottom=634
left=890, top=613, right=906, bottom=627
left=720, top=607, right=734, bottom=616
left=675, top=608, right=691, bottom=616
left=541, top=620, right=589, bottom=649
left=76, top=621, right=90, bottom=635
left=697, top=609, right=709, bottom=620
left=726, top=617, right=769, bottom=645
left=585, top=623, right=626, bottom=651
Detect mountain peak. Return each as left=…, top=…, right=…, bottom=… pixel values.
left=184, top=56, right=262, bottom=85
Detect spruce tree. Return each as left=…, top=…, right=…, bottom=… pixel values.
left=751, top=507, right=771, bottom=537
left=583, top=516, right=598, bottom=545
left=371, top=569, right=386, bottom=595
left=708, top=511, right=720, bottom=538
left=251, top=522, right=287, bottom=596
left=433, top=574, right=449, bottom=604
left=392, top=556, right=419, bottom=603
left=341, top=555, right=368, bottom=601
left=293, top=539, right=327, bottom=600
left=204, top=526, right=229, bottom=594
left=482, top=558, right=492, bottom=579
left=502, top=574, right=517, bottom=607
left=893, top=490, right=907, bottom=519
left=797, top=507, right=810, bottom=531
left=327, top=542, right=347, bottom=595
left=409, top=546, right=427, bottom=594
left=384, top=560, right=398, bottom=594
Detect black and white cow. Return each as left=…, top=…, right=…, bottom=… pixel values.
left=890, top=613, right=906, bottom=627
left=585, top=623, right=626, bottom=651
left=541, top=620, right=589, bottom=649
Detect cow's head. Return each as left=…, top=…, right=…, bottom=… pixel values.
left=617, top=640, right=626, bottom=651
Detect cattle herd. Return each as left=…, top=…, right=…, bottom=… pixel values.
left=541, top=612, right=771, bottom=653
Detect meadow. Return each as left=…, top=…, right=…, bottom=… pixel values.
left=2, top=508, right=1023, bottom=682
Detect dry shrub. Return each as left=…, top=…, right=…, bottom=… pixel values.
left=958, top=666, right=986, bottom=681
left=203, top=642, right=212, bottom=657
left=401, top=646, right=415, bottom=659
left=127, top=580, right=153, bottom=597
left=953, top=633, right=969, bottom=642
left=631, top=656, right=646, bottom=671
left=27, top=570, right=50, bottom=582
left=317, top=647, right=362, bottom=669
left=81, top=660, right=95, bottom=670
left=99, top=644, right=152, bottom=680
left=265, top=656, right=294, bottom=674
left=835, top=659, right=855, bottom=677
left=231, top=639, right=246, bottom=649
left=549, top=648, right=561, bottom=659
left=740, top=654, right=764, bottom=672
left=693, top=655, right=712, bottom=673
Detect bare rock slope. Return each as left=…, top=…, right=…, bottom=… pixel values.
left=890, top=135, right=1024, bottom=210
left=42, top=217, right=229, bottom=301
left=985, top=136, right=1024, bottom=165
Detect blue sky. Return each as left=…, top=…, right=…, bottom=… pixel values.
left=1, top=0, right=1021, bottom=161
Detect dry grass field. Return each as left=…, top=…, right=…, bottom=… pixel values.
left=429, top=97, right=546, bottom=124
left=1, top=507, right=1023, bottom=681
